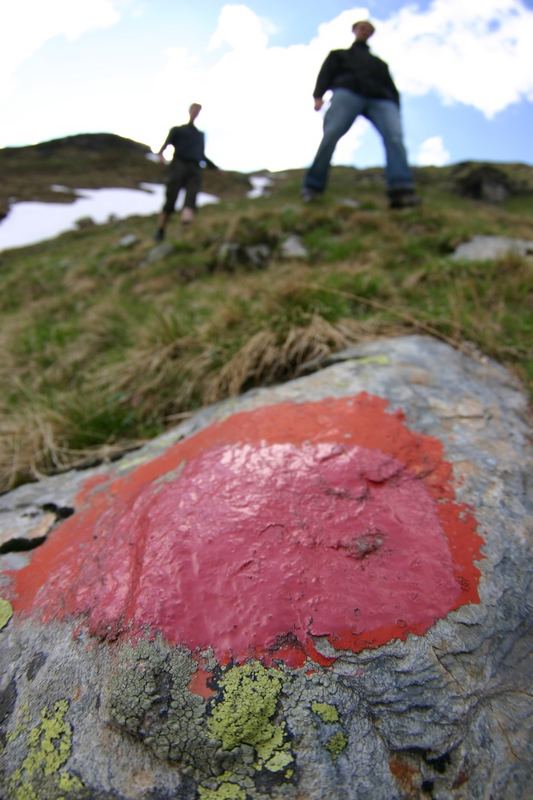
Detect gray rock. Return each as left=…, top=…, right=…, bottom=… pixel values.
left=337, top=198, right=360, bottom=209
left=118, top=234, right=138, bottom=248
left=216, top=241, right=240, bottom=268
left=0, top=336, right=531, bottom=799
left=0, top=506, right=56, bottom=551
left=217, top=242, right=271, bottom=269
left=452, top=163, right=512, bottom=203
left=75, top=216, right=95, bottom=230
left=451, top=235, right=533, bottom=261
left=280, top=234, right=308, bottom=259
left=142, top=242, right=174, bottom=265
left=244, top=244, right=271, bottom=267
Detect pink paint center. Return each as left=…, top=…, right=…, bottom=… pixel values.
left=8, top=394, right=483, bottom=666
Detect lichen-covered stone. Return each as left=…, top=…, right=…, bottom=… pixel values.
left=106, top=639, right=214, bottom=769
left=0, top=336, right=531, bottom=799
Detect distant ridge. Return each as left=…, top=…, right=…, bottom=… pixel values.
left=5, top=132, right=152, bottom=156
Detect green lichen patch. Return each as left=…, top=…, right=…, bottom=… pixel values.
left=311, top=702, right=339, bottom=724
left=0, top=597, right=13, bottom=629
left=8, top=699, right=84, bottom=799
left=325, top=731, right=348, bottom=760
left=198, top=771, right=247, bottom=800
left=208, top=662, right=293, bottom=773
left=107, top=639, right=215, bottom=768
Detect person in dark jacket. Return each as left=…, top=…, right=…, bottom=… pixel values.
left=302, top=20, right=419, bottom=208
left=154, top=103, right=218, bottom=241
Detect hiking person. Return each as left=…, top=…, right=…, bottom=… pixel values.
left=154, top=103, right=218, bottom=241
left=302, top=20, right=419, bottom=209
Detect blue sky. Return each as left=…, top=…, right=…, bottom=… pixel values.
left=1, top=1, right=532, bottom=172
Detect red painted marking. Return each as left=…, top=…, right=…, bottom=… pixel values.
left=188, top=667, right=216, bottom=699
left=6, top=394, right=483, bottom=666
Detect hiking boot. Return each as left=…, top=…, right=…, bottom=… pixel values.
left=181, top=207, right=195, bottom=225
left=388, top=189, right=422, bottom=209
left=301, top=187, right=321, bottom=203
left=154, top=227, right=165, bottom=242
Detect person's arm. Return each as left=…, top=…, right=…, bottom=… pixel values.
left=312, top=51, right=337, bottom=107
left=200, top=132, right=219, bottom=169
left=384, top=65, right=400, bottom=106
left=202, top=156, right=219, bottom=170
left=157, top=128, right=174, bottom=162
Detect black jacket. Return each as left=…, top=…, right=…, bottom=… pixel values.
left=313, top=41, right=400, bottom=105
left=163, top=123, right=217, bottom=168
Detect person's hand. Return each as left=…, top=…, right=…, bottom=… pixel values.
left=314, top=97, right=324, bottom=111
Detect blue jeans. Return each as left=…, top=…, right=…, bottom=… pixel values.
left=304, top=88, right=414, bottom=193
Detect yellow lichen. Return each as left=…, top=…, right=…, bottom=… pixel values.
left=311, top=701, right=339, bottom=724
left=325, top=730, right=348, bottom=759
left=207, top=661, right=293, bottom=773
left=198, top=774, right=247, bottom=800
left=0, top=597, right=13, bottom=629
left=8, top=699, right=83, bottom=799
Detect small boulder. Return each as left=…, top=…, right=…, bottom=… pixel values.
left=118, top=234, right=138, bottom=248
left=452, top=162, right=511, bottom=203
left=451, top=235, right=533, bottom=261
left=280, top=234, right=308, bottom=259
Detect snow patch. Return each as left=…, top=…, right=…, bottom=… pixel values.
left=0, top=183, right=219, bottom=251
left=247, top=175, right=272, bottom=199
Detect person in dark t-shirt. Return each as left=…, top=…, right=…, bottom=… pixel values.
left=154, top=103, right=217, bottom=241
left=302, top=20, right=419, bottom=209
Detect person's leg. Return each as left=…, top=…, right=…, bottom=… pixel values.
left=182, top=164, right=202, bottom=223
left=303, top=89, right=364, bottom=195
left=155, top=163, right=186, bottom=239
left=364, top=100, right=418, bottom=202
left=155, top=185, right=178, bottom=240
left=156, top=182, right=179, bottom=240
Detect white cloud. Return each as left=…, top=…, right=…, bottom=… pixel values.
left=415, top=136, right=450, bottom=166
left=208, top=4, right=275, bottom=52
left=0, top=0, right=123, bottom=96
left=377, top=0, right=533, bottom=117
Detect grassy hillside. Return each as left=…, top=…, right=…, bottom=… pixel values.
left=0, top=151, right=532, bottom=492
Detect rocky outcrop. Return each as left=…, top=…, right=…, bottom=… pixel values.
left=452, top=162, right=511, bottom=202
left=0, top=336, right=531, bottom=799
